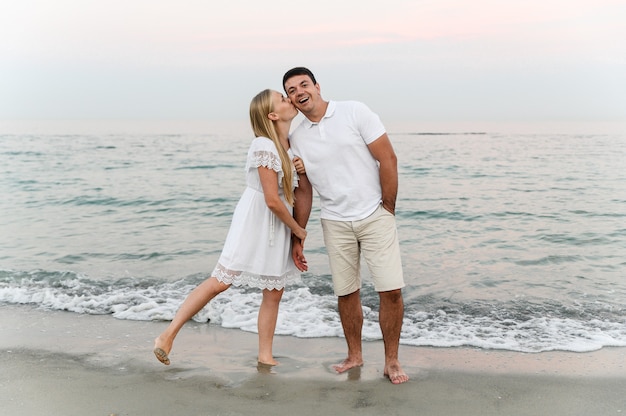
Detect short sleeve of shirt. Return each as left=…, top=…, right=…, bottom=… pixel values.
left=353, top=101, right=386, bottom=145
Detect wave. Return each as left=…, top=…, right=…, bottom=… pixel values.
left=2, top=269, right=625, bottom=354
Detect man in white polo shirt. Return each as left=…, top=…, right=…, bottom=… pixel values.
left=283, top=67, right=408, bottom=384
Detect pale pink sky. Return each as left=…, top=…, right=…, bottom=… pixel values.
left=1, top=0, right=624, bottom=124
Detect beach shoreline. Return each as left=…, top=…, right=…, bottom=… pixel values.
left=2, top=304, right=625, bottom=415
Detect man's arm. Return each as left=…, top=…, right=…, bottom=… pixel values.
left=367, top=133, right=398, bottom=215
left=292, top=172, right=313, bottom=271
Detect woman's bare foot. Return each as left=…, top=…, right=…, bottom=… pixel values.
left=384, top=361, right=409, bottom=384
left=257, top=356, right=279, bottom=366
left=332, top=357, right=364, bottom=373
left=153, top=336, right=173, bottom=365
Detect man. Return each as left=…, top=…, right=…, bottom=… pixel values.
left=284, top=67, right=409, bottom=384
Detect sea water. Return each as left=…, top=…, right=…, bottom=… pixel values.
left=1, top=122, right=625, bottom=353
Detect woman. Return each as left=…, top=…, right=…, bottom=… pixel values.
left=154, top=89, right=306, bottom=367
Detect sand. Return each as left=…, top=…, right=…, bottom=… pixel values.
left=1, top=304, right=625, bottom=415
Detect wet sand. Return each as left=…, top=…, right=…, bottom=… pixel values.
left=2, top=305, right=625, bottom=415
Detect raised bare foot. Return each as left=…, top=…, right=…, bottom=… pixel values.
left=153, top=336, right=172, bottom=365
left=384, top=361, right=409, bottom=384
left=332, top=357, right=364, bottom=374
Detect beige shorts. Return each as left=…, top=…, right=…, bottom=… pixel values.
left=321, top=204, right=405, bottom=296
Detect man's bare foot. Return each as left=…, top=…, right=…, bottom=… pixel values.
left=153, top=336, right=172, bottom=365
left=384, top=361, right=409, bottom=384
left=332, top=357, right=364, bottom=374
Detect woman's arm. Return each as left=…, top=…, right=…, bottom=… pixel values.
left=258, top=166, right=307, bottom=242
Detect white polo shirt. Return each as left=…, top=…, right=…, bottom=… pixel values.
left=289, top=100, right=386, bottom=221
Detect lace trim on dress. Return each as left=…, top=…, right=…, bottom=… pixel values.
left=246, top=150, right=299, bottom=189
left=212, top=263, right=300, bottom=290
left=247, top=150, right=281, bottom=171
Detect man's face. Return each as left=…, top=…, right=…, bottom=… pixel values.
left=284, top=74, right=321, bottom=115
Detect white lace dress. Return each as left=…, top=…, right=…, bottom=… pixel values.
left=212, top=137, right=300, bottom=290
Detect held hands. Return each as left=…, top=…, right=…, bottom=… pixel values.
left=293, top=227, right=307, bottom=244
left=290, top=156, right=307, bottom=272
left=292, top=227, right=307, bottom=272
left=291, top=236, right=308, bottom=272
left=293, top=157, right=306, bottom=175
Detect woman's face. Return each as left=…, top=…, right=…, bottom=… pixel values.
left=270, top=90, right=298, bottom=122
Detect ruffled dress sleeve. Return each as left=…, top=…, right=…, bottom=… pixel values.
left=246, top=138, right=282, bottom=172
left=246, top=137, right=298, bottom=189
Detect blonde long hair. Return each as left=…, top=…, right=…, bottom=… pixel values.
left=249, top=89, right=295, bottom=206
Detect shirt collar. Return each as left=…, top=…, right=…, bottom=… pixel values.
left=303, top=100, right=335, bottom=128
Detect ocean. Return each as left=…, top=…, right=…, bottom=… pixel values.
left=1, top=121, right=625, bottom=354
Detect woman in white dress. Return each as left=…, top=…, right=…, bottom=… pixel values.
left=154, top=89, right=307, bottom=367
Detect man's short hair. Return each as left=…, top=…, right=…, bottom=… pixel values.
left=282, top=67, right=317, bottom=92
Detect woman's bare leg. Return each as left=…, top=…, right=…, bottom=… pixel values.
left=153, top=276, right=230, bottom=364
left=257, top=288, right=284, bottom=365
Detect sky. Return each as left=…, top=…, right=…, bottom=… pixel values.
left=1, top=0, right=625, bottom=127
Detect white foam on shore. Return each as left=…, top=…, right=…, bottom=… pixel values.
left=2, top=274, right=625, bottom=353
